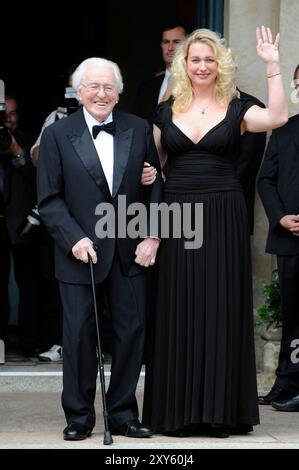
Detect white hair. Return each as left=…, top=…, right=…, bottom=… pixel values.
left=71, top=57, right=123, bottom=94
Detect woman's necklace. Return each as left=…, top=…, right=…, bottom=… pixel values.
left=198, top=103, right=211, bottom=115
left=193, top=98, right=214, bottom=115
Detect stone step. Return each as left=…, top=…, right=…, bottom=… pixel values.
left=0, top=345, right=273, bottom=393
left=0, top=366, right=272, bottom=394
left=0, top=365, right=146, bottom=392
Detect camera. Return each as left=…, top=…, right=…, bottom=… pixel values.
left=0, top=101, right=12, bottom=152
left=64, top=86, right=78, bottom=115
left=17, top=205, right=42, bottom=240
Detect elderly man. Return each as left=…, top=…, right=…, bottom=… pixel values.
left=37, top=57, right=162, bottom=440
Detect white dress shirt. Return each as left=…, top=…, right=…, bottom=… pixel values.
left=83, top=108, right=114, bottom=194
left=158, top=69, right=171, bottom=103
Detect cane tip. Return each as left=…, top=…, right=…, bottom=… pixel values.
left=103, top=431, right=113, bottom=445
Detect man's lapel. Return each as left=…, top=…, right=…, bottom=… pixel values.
left=112, top=112, right=134, bottom=199
left=68, top=108, right=111, bottom=199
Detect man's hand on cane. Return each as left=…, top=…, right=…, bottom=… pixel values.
left=72, top=237, right=97, bottom=263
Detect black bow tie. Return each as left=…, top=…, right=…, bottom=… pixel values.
left=92, top=122, right=115, bottom=139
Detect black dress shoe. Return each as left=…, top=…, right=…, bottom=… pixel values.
left=164, top=425, right=193, bottom=437
left=21, top=347, right=42, bottom=358
left=210, top=424, right=230, bottom=438
left=258, top=384, right=289, bottom=405
left=272, top=393, right=299, bottom=412
left=229, top=424, right=253, bottom=435
left=109, top=419, right=153, bottom=438
left=63, top=423, right=92, bottom=441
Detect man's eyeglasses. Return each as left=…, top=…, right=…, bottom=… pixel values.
left=81, top=82, right=116, bottom=94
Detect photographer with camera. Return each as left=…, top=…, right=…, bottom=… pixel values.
left=29, top=69, right=79, bottom=362
left=31, top=65, right=78, bottom=167
left=0, top=95, right=43, bottom=356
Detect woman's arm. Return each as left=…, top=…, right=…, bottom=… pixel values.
left=153, top=124, right=167, bottom=168
left=140, top=124, right=168, bottom=185
left=242, top=26, right=288, bottom=133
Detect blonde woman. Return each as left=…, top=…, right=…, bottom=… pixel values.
left=142, top=27, right=287, bottom=437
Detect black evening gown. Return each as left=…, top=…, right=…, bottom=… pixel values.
left=143, top=97, right=260, bottom=433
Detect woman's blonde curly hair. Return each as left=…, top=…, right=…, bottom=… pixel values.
left=170, top=29, right=239, bottom=113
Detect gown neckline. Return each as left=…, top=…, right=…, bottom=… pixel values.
left=170, top=101, right=232, bottom=146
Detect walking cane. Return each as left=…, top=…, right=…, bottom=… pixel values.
left=88, top=255, right=113, bottom=445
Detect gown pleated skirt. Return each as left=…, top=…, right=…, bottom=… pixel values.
left=142, top=156, right=260, bottom=433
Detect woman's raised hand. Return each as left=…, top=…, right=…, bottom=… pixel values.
left=256, top=26, right=280, bottom=64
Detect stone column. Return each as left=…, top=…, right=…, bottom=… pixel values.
left=224, top=0, right=299, bottom=380
left=224, top=0, right=279, bottom=312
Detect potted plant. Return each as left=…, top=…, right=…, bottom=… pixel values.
left=256, top=269, right=282, bottom=341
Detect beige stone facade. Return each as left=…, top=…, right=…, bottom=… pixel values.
left=225, top=0, right=299, bottom=377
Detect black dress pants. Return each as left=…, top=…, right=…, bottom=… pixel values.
left=59, top=252, right=146, bottom=429
left=0, top=218, right=10, bottom=340
left=11, top=243, right=42, bottom=351
left=38, top=232, right=63, bottom=348
left=276, top=254, right=299, bottom=392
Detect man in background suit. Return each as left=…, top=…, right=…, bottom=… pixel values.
left=258, top=64, right=299, bottom=411
left=133, top=19, right=188, bottom=125
left=37, top=57, right=162, bottom=440
left=237, top=90, right=267, bottom=234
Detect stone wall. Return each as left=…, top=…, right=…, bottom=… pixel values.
left=224, top=0, right=299, bottom=378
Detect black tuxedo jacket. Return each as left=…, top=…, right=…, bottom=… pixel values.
left=133, top=74, right=164, bottom=124
left=258, top=113, right=299, bottom=255
left=37, top=107, right=163, bottom=284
